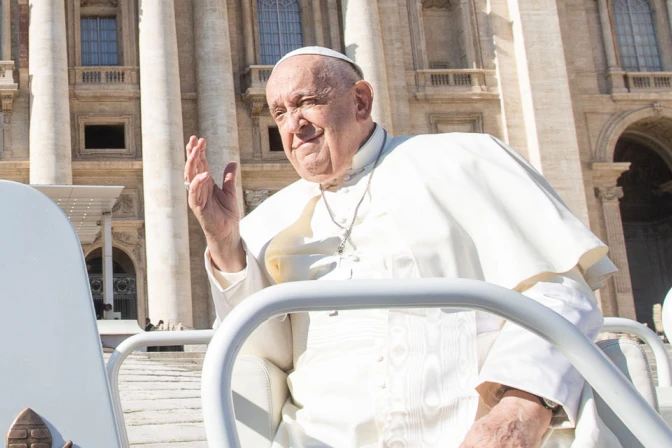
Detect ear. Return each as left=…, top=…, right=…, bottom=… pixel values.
left=353, top=80, right=374, bottom=121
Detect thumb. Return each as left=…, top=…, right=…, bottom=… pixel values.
left=221, top=161, right=238, bottom=191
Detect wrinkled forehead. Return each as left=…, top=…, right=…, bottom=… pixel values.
left=266, top=56, right=330, bottom=101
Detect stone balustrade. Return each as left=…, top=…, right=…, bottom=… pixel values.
left=242, top=65, right=274, bottom=116
left=416, top=69, right=489, bottom=92
left=625, top=72, right=672, bottom=92
left=69, top=66, right=139, bottom=86
left=242, top=65, right=274, bottom=91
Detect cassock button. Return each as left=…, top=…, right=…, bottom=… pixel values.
left=341, top=187, right=350, bottom=194
left=351, top=255, right=360, bottom=262
left=337, top=217, right=347, bottom=224
left=376, top=355, right=384, bottom=362
left=343, top=174, right=352, bottom=181
left=376, top=379, right=387, bottom=389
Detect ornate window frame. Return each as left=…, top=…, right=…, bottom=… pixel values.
left=606, top=0, right=672, bottom=72
left=67, top=0, right=138, bottom=69
left=75, top=114, right=135, bottom=158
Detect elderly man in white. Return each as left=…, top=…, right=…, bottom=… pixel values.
left=185, top=47, right=620, bottom=447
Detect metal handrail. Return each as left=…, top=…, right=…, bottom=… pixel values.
left=106, top=330, right=215, bottom=448
left=601, top=317, right=672, bottom=387
left=201, top=279, right=672, bottom=448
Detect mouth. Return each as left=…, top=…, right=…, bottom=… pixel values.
left=293, top=132, right=323, bottom=150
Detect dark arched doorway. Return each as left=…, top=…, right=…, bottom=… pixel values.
left=86, top=247, right=138, bottom=319
left=616, top=135, right=672, bottom=329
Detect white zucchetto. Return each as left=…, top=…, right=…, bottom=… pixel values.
left=272, top=46, right=364, bottom=79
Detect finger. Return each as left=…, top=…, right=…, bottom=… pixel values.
left=221, top=161, right=238, bottom=191
left=189, top=171, right=211, bottom=209
left=186, top=135, right=198, bottom=157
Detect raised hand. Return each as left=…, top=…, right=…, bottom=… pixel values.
left=184, top=136, right=246, bottom=272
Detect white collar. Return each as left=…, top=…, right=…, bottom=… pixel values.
left=347, top=124, right=385, bottom=175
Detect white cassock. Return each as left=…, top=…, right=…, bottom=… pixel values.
left=206, top=125, right=622, bottom=447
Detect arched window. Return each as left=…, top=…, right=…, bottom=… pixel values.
left=613, top=0, right=662, bottom=72
left=257, top=0, right=303, bottom=65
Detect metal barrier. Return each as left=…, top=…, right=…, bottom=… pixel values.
left=602, top=317, right=672, bottom=387
left=200, top=279, right=672, bottom=448
left=106, top=330, right=215, bottom=448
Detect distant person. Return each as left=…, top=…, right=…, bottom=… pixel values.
left=93, top=300, right=104, bottom=320
left=144, top=318, right=155, bottom=332
left=157, top=320, right=165, bottom=330
left=103, top=303, right=113, bottom=319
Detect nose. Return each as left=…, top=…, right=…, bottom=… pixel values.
left=285, top=108, right=307, bottom=133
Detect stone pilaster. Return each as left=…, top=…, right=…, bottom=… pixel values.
left=2, top=0, right=11, bottom=60
left=138, top=0, right=193, bottom=328
left=194, top=0, right=243, bottom=210
left=340, top=0, right=393, bottom=133
left=507, top=0, right=589, bottom=224
left=593, top=162, right=636, bottom=320
left=28, top=0, right=72, bottom=185
left=596, top=0, right=627, bottom=93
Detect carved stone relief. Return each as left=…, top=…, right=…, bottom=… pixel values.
left=595, top=186, right=624, bottom=202
left=244, top=189, right=276, bottom=214
left=112, top=191, right=139, bottom=218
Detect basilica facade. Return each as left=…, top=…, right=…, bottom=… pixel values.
left=0, top=0, right=671, bottom=330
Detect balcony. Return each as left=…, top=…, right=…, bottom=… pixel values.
left=69, top=66, right=139, bottom=93
left=241, top=65, right=273, bottom=116
left=414, top=69, right=498, bottom=101
left=624, top=72, right=672, bottom=93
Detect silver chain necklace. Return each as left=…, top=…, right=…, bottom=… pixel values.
left=320, top=132, right=387, bottom=257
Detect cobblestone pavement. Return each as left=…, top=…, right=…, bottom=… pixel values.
left=105, top=352, right=207, bottom=448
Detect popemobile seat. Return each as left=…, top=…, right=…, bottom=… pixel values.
left=227, top=318, right=671, bottom=448
left=0, top=180, right=121, bottom=446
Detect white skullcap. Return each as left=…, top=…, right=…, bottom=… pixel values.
left=272, top=46, right=364, bottom=79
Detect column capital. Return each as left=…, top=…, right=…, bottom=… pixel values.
left=595, top=185, right=624, bottom=202
left=592, top=162, right=631, bottom=187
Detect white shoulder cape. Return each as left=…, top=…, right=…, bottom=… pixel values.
left=240, top=132, right=616, bottom=291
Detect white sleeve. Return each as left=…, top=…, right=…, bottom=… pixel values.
left=204, top=241, right=293, bottom=371
left=477, top=267, right=604, bottom=427
left=204, top=240, right=272, bottom=326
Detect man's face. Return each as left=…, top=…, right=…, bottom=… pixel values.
left=266, top=56, right=366, bottom=183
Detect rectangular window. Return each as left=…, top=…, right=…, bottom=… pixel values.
left=268, top=127, right=284, bottom=152
left=81, top=17, right=118, bottom=66
left=85, top=124, right=125, bottom=149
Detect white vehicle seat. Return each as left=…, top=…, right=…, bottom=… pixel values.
left=230, top=331, right=664, bottom=447
left=0, top=181, right=121, bottom=446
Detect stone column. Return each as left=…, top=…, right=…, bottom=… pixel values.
left=340, top=0, right=393, bottom=133
left=194, top=0, right=243, bottom=210
left=241, top=0, right=255, bottom=68
left=597, top=0, right=627, bottom=92
left=312, top=0, right=325, bottom=47
left=506, top=0, right=589, bottom=223
left=102, top=212, right=114, bottom=312
left=28, top=0, right=72, bottom=185
left=489, top=0, right=528, bottom=157
left=460, top=0, right=478, bottom=68
left=593, top=162, right=636, bottom=320
left=667, top=1, right=672, bottom=46
left=138, top=0, right=193, bottom=328
left=2, top=0, right=10, bottom=60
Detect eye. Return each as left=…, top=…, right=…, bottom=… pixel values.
left=299, top=98, right=317, bottom=107
left=273, top=109, right=286, bottom=120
